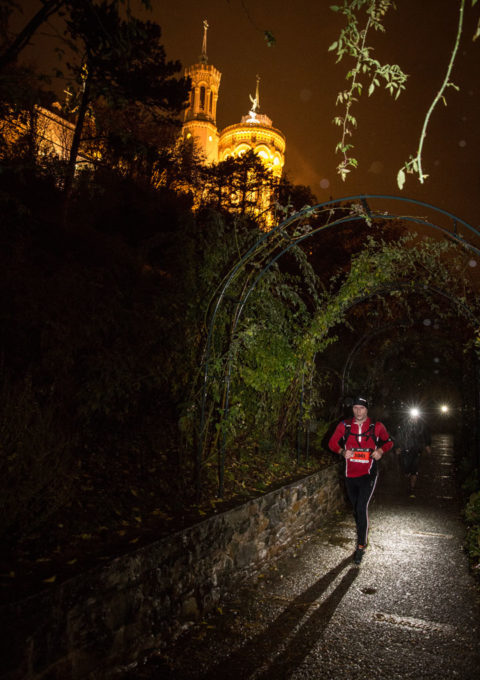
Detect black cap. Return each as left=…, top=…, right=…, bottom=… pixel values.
left=352, top=396, right=369, bottom=408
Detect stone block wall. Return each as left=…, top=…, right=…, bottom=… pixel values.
left=0, top=463, right=344, bottom=680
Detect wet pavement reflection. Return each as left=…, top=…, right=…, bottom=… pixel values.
left=124, top=434, right=480, bottom=679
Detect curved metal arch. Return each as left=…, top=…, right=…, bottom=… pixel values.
left=341, top=322, right=409, bottom=397
left=199, top=195, right=480, bottom=495
left=340, top=281, right=480, bottom=397
left=301, top=285, right=479, bottom=462
left=316, top=193, right=478, bottom=242
left=343, top=280, right=480, bottom=325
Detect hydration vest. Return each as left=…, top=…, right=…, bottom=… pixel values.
left=339, top=420, right=386, bottom=450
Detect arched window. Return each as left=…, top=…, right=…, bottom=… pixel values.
left=200, top=86, right=206, bottom=110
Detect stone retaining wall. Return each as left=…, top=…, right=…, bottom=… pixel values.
left=0, top=463, right=344, bottom=680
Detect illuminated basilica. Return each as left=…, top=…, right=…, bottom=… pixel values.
left=5, top=19, right=285, bottom=224
left=182, top=20, right=286, bottom=179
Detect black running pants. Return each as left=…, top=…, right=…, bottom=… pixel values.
left=345, top=470, right=378, bottom=547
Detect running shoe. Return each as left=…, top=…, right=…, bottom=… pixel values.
left=353, top=547, right=365, bottom=564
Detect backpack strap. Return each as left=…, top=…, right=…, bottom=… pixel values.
left=339, top=420, right=351, bottom=448
left=341, top=420, right=378, bottom=448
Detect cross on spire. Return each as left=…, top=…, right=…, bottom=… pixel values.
left=200, top=19, right=209, bottom=63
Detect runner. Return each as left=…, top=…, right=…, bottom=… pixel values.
left=329, top=396, right=393, bottom=564
left=394, top=410, right=431, bottom=497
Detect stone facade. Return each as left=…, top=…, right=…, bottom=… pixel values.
left=0, top=464, right=344, bottom=680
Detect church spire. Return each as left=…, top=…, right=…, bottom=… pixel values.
left=200, top=19, right=209, bottom=64
left=182, top=19, right=221, bottom=164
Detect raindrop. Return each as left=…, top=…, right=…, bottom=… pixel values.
left=300, top=88, right=312, bottom=103
left=319, top=178, right=330, bottom=189
left=423, top=319, right=431, bottom=326
left=468, top=259, right=477, bottom=268
left=433, top=357, right=440, bottom=363
left=368, top=161, right=383, bottom=174
left=458, top=139, right=467, bottom=148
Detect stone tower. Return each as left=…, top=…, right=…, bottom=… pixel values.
left=182, top=20, right=221, bottom=165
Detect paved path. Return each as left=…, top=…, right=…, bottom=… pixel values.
left=125, top=433, right=480, bottom=679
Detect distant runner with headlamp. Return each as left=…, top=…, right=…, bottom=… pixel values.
left=329, top=396, right=393, bottom=564
left=394, top=409, right=431, bottom=497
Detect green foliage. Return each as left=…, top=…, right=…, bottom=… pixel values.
left=465, top=524, right=480, bottom=565
left=465, top=490, right=480, bottom=566
left=462, top=464, right=479, bottom=497
left=329, top=0, right=407, bottom=180
left=196, top=194, right=479, bottom=496
left=313, top=418, right=334, bottom=452
left=465, top=490, right=480, bottom=522
left=240, top=329, right=297, bottom=393
left=264, top=30, right=276, bottom=47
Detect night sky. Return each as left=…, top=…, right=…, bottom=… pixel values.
left=14, top=1, right=480, bottom=229
left=152, top=0, right=480, bottom=231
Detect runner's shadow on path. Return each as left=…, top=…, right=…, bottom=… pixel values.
left=200, top=555, right=356, bottom=680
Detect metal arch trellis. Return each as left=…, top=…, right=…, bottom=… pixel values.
left=300, top=282, right=480, bottom=462
left=340, top=282, right=480, bottom=398
left=198, top=194, right=480, bottom=496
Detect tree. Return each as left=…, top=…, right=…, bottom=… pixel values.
left=199, top=150, right=278, bottom=223
left=61, top=1, right=189, bottom=205
left=0, top=1, right=189, bottom=201
left=275, top=176, right=318, bottom=215
left=0, top=1, right=151, bottom=70
left=0, top=0, right=65, bottom=70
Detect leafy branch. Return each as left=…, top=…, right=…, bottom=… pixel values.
left=330, top=0, right=407, bottom=181
left=397, top=0, right=469, bottom=190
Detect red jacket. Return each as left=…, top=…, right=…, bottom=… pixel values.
left=329, top=417, right=393, bottom=478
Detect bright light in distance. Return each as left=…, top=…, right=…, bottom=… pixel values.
left=409, top=407, right=420, bottom=418
left=440, top=404, right=449, bottom=414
